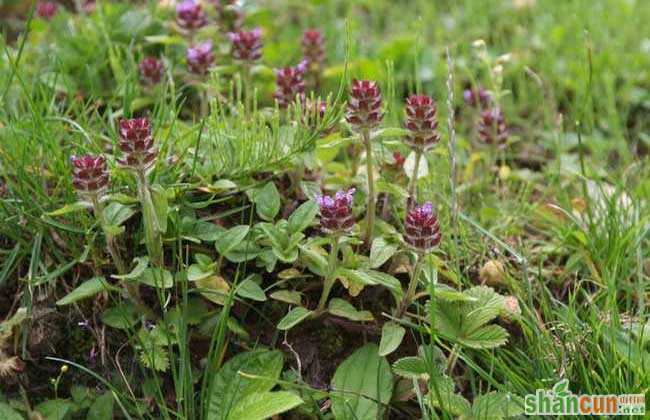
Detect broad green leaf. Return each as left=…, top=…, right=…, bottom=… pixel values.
left=328, top=298, right=374, bottom=321
left=460, top=325, right=509, bottom=349
left=47, top=201, right=90, bottom=216
left=227, top=391, right=303, bottom=420
left=150, top=184, right=169, bottom=233
left=103, top=202, right=135, bottom=231
left=216, top=225, right=250, bottom=255
left=236, top=276, right=267, bottom=302
left=269, top=290, right=302, bottom=305
left=207, top=350, right=284, bottom=420
left=56, top=277, right=116, bottom=306
left=369, top=237, right=397, bottom=269
left=378, top=322, right=405, bottom=356
left=471, top=392, right=524, bottom=419
left=249, top=182, right=281, bottom=221
left=138, top=268, right=174, bottom=289
left=87, top=392, right=114, bottom=420
left=112, top=257, right=148, bottom=280
left=288, top=200, right=318, bottom=233
left=188, top=264, right=213, bottom=282
left=392, top=356, right=428, bottom=379
left=101, top=303, right=139, bottom=330
left=277, top=307, right=312, bottom=330
left=35, top=399, right=74, bottom=420
left=196, top=275, right=230, bottom=305
left=0, top=402, right=22, bottom=420
left=331, top=344, right=393, bottom=420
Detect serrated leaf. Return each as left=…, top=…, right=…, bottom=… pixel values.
left=328, top=298, right=374, bottom=321
left=471, top=392, right=524, bottom=419
left=249, top=182, right=281, bottom=221
left=288, top=200, right=318, bottom=233
left=392, top=356, right=428, bottom=379
left=460, top=324, right=509, bottom=349
left=369, top=237, right=397, bottom=269
left=269, top=290, right=302, bottom=305
left=378, top=322, right=405, bottom=356
left=208, top=350, right=284, bottom=420
left=277, top=307, right=312, bottom=330
left=331, top=344, right=393, bottom=420
left=47, top=201, right=90, bottom=216
left=236, top=276, right=266, bottom=302
left=56, top=277, right=116, bottom=306
left=227, top=391, right=303, bottom=420
left=216, top=225, right=250, bottom=255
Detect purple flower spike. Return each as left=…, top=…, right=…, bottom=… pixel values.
left=346, top=79, right=383, bottom=132
left=274, top=61, right=307, bottom=108
left=117, top=118, right=157, bottom=171
left=317, top=188, right=356, bottom=233
left=70, top=155, right=109, bottom=194
left=176, top=0, right=207, bottom=31
left=464, top=87, right=491, bottom=108
left=478, top=107, right=508, bottom=146
left=302, top=29, right=325, bottom=69
left=404, top=202, right=441, bottom=251
left=139, top=57, right=164, bottom=86
left=187, top=41, right=215, bottom=75
left=404, top=94, right=440, bottom=151
left=37, top=2, right=58, bottom=20
left=228, top=28, right=263, bottom=63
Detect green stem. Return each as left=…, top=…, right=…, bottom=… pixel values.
left=362, top=129, right=375, bottom=244
left=397, top=252, right=424, bottom=318
left=447, top=343, right=461, bottom=373
left=243, top=63, right=253, bottom=117
left=316, top=235, right=340, bottom=313
left=136, top=169, right=163, bottom=267
left=408, top=148, right=422, bottom=206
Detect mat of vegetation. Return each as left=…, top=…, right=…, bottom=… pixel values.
left=0, top=0, right=648, bottom=419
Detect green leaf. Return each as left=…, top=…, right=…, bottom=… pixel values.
left=227, top=391, right=303, bottom=420
left=288, top=200, right=318, bottom=233
left=328, top=298, right=374, bottom=321
left=471, top=392, right=524, bottom=419
left=460, top=325, right=509, bottom=349
left=269, top=290, right=302, bottom=305
left=0, top=402, right=22, bottom=420
left=249, top=182, right=281, bottom=221
left=87, top=392, right=114, bottom=420
left=138, top=268, right=174, bottom=288
left=392, top=356, right=428, bottom=379
left=35, top=399, right=74, bottom=420
left=112, top=257, right=148, bottom=280
left=378, top=322, right=405, bottom=356
left=101, top=303, right=139, bottom=330
left=188, top=264, right=213, bottom=282
left=236, top=276, right=267, bottom=302
left=46, top=201, right=90, bottom=216
left=277, top=307, right=312, bottom=330
left=331, top=344, right=393, bottom=420
left=150, top=184, right=169, bottom=233
left=369, top=237, right=397, bottom=269
left=56, top=277, right=116, bottom=306
left=207, top=350, right=284, bottom=420
left=103, top=202, right=135, bottom=232
left=216, top=225, right=251, bottom=255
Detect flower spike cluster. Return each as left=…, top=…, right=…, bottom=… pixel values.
left=302, top=29, right=325, bottom=69
left=463, top=87, right=491, bottom=108
left=404, top=95, right=440, bottom=151
left=70, top=155, right=109, bottom=195
left=228, top=28, right=263, bottom=63
left=274, top=61, right=307, bottom=108
left=37, top=1, right=58, bottom=20
left=176, top=0, right=207, bottom=31
left=317, top=188, right=356, bottom=234
left=404, top=202, right=441, bottom=251
left=213, top=0, right=244, bottom=33
left=117, top=118, right=157, bottom=171
left=139, top=57, right=164, bottom=86
left=478, top=108, right=508, bottom=146
left=346, top=80, right=383, bottom=131
left=187, top=41, right=215, bottom=75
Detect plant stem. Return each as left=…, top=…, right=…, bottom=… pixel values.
left=408, top=148, right=422, bottom=207
left=316, top=235, right=339, bottom=313
left=243, top=63, right=253, bottom=117
left=397, top=252, right=424, bottom=318
left=136, top=169, right=163, bottom=267
left=362, top=128, right=375, bottom=244
left=447, top=343, right=461, bottom=373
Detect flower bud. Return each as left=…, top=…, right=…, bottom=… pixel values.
left=345, top=79, right=383, bottom=131
left=70, top=155, right=109, bottom=195
left=227, top=28, right=263, bottom=63
left=478, top=107, right=508, bottom=145
left=117, top=118, right=157, bottom=171
left=301, top=29, right=325, bottom=69
left=37, top=2, right=58, bottom=20
left=404, top=95, right=440, bottom=151
left=139, top=57, right=164, bottom=86
left=479, top=260, right=505, bottom=286
left=187, top=41, right=215, bottom=75
left=176, top=0, right=207, bottom=31
left=316, top=188, right=355, bottom=234
left=274, top=61, right=307, bottom=108
left=463, top=87, right=491, bottom=108
left=404, top=202, right=441, bottom=251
